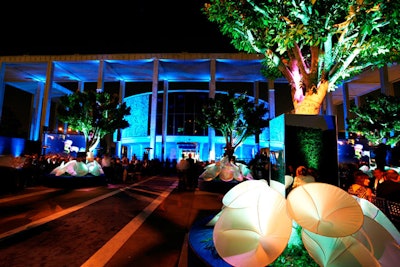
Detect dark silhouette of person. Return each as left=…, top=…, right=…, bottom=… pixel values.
left=374, top=139, right=388, bottom=171
left=376, top=169, right=400, bottom=202
left=176, top=154, right=189, bottom=190
left=186, top=153, right=196, bottom=191
left=390, top=141, right=400, bottom=167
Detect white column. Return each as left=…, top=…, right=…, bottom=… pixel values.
left=253, top=81, right=260, bottom=153
left=119, top=80, right=126, bottom=100
left=325, top=91, right=335, bottom=115
left=161, top=80, right=168, bottom=162
left=30, top=82, right=45, bottom=140
left=268, top=80, right=275, bottom=119
left=208, top=58, right=216, bottom=162
left=97, top=60, right=105, bottom=92
left=39, top=61, right=54, bottom=143
left=149, top=58, right=159, bottom=160
left=78, top=81, right=84, bottom=92
left=115, top=80, right=126, bottom=158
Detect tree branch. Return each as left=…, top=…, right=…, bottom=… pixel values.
left=291, top=43, right=309, bottom=76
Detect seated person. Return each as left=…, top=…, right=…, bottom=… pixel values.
left=348, top=170, right=373, bottom=202
left=376, top=169, right=400, bottom=202
left=372, top=168, right=385, bottom=193
left=292, top=166, right=315, bottom=189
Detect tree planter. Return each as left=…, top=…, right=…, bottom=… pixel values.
left=269, top=114, right=339, bottom=193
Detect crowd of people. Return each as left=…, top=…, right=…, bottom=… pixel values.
left=338, top=138, right=400, bottom=204
left=342, top=162, right=400, bottom=204
left=0, top=152, right=180, bottom=194
left=284, top=158, right=400, bottom=206
left=176, top=153, right=204, bottom=191
left=2, top=142, right=400, bottom=206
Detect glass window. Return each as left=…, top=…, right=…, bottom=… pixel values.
left=156, top=91, right=209, bottom=136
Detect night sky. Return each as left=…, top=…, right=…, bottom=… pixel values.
left=0, top=1, right=237, bottom=56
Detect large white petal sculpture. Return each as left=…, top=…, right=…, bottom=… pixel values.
left=199, top=156, right=254, bottom=182
left=352, top=215, right=400, bottom=266
left=87, top=160, right=104, bottom=176
left=219, top=166, right=235, bottom=182
left=354, top=196, right=400, bottom=244
left=302, top=229, right=380, bottom=267
left=237, top=162, right=253, bottom=179
left=50, top=161, right=66, bottom=176
left=213, top=180, right=292, bottom=267
left=74, top=161, right=89, bottom=176
left=231, top=164, right=244, bottom=182
left=286, top=182, right=364, bottom=237
left=199, top=163, right=221, bottom=181
left=270, top=180, right=285, bottom=197
left=222, top=179, right=270, bottom=209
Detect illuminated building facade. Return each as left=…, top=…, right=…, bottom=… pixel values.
left=0, top=53, right=397, bottom=161
left=0, top=53, right=284, bottom=161
left=119, top=89, right=271, bottom=163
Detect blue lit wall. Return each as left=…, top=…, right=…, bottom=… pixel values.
left=122, top=94, right=149, bottom=137
left=0, top=136, right=40, bottom=157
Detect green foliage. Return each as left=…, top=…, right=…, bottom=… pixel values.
left=198, top=91, right=269, bottom=157
left=347, top=93, right=400, bottom=146
left=298, top=128, right=323, bottom=169
left=57, top=89, right=131, bottom=152
left=204, top=0, right=400, bottom=110
left=272, top=224, right=318, bottom=267
left=273, top=243, right=318, bottom=267
left=202, top=222, right=318, bottom=266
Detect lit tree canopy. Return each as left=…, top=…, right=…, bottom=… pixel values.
left=198, top=91, right=269, bottom=159
left=347, top=93, right=400, bottom=146
left=57, top=90, right=131, bottom=153
left=204, top=0, right=400, bottom=114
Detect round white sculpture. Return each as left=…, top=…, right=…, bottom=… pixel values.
left=213, top=180, right=292, bottom=267
left=286, top=182, right=364, bottom=237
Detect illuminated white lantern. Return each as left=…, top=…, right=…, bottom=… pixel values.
left=286, top=183, right=364, bottom=237
left=213, top=180, right=292, bottom=267
left=302, top=228, right=380, bottom=267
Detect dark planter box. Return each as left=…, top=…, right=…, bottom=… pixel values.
left=269, top=114, right=339, bottom=192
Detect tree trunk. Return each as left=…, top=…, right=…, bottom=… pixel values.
left=224, top=146, right=236, bottom=162
left=86, top=133, right=101, bottom=153
left=87, top=138, right=100, bottom=153
left=293, top=82, right=329, bottom=115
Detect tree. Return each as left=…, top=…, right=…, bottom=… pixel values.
left=346, top=93, right=400, bottom=146
left=198, top=91, right=269, bottom=160
left=56, top=89, right=131, bottom=153
left=204, top=0, right=400, bottom=114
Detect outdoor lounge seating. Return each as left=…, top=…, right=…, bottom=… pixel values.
left=372, top=197, right=400, bottom=229
left=386, top=200, right=400, bottom=225
left=372, top=196, right=388, bottom=214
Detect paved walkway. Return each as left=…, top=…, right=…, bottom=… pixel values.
left=0, top=176, right=225, bottom=267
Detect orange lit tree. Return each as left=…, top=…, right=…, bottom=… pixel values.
left=204, top=0, right=400, bottom=114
